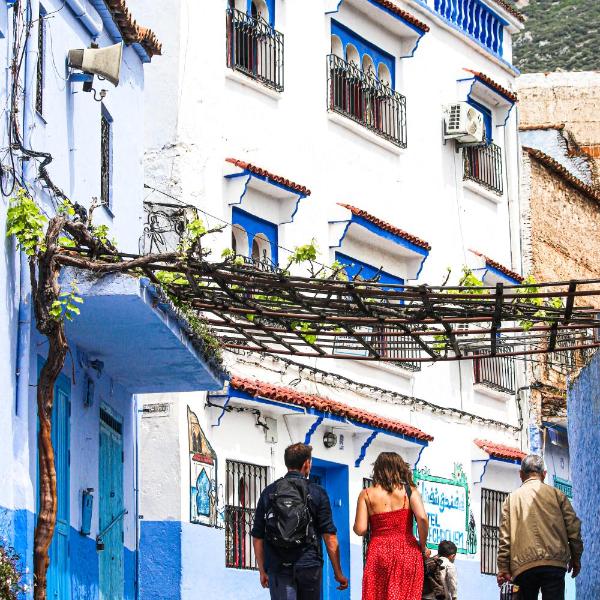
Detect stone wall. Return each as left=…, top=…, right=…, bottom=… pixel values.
left=567, top=351, right=600, bottom=597
left=520, top=152, right=600, bottom=423
left=517, top=72, right=600, bottom=146
left=517, top=73, right=600, bottom=184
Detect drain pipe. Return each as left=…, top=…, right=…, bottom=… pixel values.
left=14, top=0, right=38, bottom=416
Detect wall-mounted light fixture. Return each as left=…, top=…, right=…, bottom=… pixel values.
left=323, top=431, right=337, bottom=449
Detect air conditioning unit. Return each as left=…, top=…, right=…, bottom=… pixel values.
left=443, top=102, right=485, bottom=144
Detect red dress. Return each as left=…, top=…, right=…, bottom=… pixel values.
left=362, top=508, right=424, bottom=600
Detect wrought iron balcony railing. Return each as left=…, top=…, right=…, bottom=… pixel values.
left=327, top=54, right=407, bottom=148
left=226, top=8, right=284, bottom=92
left=433, top=0, right=505, bottom=57
left=463, top=142, right=504, bottom=195
left=371, top=328, right=422, bottom=371
left=473, top=348, right=515, bottom=394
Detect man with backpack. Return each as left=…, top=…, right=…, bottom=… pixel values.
left=251, top=443, right=349, bottom=599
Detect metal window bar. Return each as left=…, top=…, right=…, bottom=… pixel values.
left=550, top=333, right=576, bottom=374
left=327, top=54, right=407, bottom=148
left=226, top=7, right=284, bottom=92
left=473, top=347, right=515, bottom=394
left=225, top=459, right=268, bottom=570
left=463, top=143, right=504, bottom=195
left=481, top=488, right=508, bottom=575
left=100, top=114, right=111, bottom=208
left=36, top=11, right=44, bottom=114
left=362, top=478, right=373, bottom=564
left=553, top=476, right=573, bottom=499
left=371, top=327, right=422, bottom=371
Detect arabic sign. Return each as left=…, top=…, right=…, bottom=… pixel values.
left=413, top=464, right=472, bottom=554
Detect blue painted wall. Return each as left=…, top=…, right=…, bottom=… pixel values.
left=140, top=521, right=183, bottom=600
left=568, top=351, right=600, bottom=598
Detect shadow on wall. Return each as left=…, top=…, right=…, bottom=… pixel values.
left=567, top=350, right=600, bottom=598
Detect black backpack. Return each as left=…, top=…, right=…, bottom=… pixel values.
left=264, top=477, right=316, bottom=549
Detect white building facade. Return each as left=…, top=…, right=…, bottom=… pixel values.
left=130, top=0, right=528, bottom=598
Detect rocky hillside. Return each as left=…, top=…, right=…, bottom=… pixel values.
left=513, top=0, right=600, bottom=73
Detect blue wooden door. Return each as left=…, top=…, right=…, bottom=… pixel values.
left=46, top=374, right=71, bottom=600
left=310, top=460, right=350, bottom=600
left=99, top=406, right=124, bottom=600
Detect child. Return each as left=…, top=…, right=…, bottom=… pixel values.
left=437, top=540, right=458, bottom=600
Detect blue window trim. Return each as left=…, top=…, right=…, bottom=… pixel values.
left=335, top=252, right=403, bottom=289
left=475, top=264, right=521, bottom=285
left=232, top=206, right=279, bottom=264
left=224, top=170, right=308, bottom=224
left=327, top=0, right=428, bottom=37
left=467, top=98, right=493, bottom=142
left=331, top=20, right=395, bottom=87
left=459, top=75, right=516, bottom=127
left=330, top=212, right=430, bottom=280
left=226, top=387, right=429, bottom=449
left=247, top=0, right=275, bottom=27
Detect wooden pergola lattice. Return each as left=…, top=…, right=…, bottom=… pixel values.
left=61, top=248, right=600, bottom=363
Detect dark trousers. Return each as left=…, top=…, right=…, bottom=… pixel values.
left=268, top=566, right=322, bottom=600
left=514, top=566, right=566, bottom=600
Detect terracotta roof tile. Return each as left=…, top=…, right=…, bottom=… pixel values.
left=464, top=69, right=518, bottom=103
left=475, top=439, right=526, bottom=462
left=103, top=0, right=162, bottom=58
left=230, top=375, right=433, bottom=442
left=488, top=0, right=526, bottom=23
left=471, top=250, right=523, bottom=282
left=338, top=203, right=431, bottom=251
left=369, top=0, right=430, bottom=32
left=226, top=158, right=311, bottom=196
left=519, top=124, right=565, bottom=132
left=524, top=147, right=600, bottom=205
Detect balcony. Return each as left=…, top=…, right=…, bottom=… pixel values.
left=371, top=328, right=422, bottom=371
left=473, top=349, right=515, bottom=394
left=226, top=8, right=284, bottom=92
left=327, top=54, right=407, bottom=148
left=432, top=0, right=505, bottom=57
left=463, top=143, right=504, bottom=195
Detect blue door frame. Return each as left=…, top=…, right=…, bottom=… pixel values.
left=99, top=405, right=125, bottom=600
left=311, top=458, right=350, bottom=600
left=37, top=358, right=72, bottom=600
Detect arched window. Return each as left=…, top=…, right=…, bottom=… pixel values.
left=362, top=54, right=375, bottom=76
left=346, top=44, right=359, bottom=66
left=251, top=233, right=272, bottom=268
left=331, top=35, right=343, bottom=58
left=232, top=225, right=249, bottom=257
left=251, top=0, right=269, bottom=21
left=377, top=63, right=392, bottom=86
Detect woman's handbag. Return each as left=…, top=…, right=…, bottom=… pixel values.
left=500, top=582, right=520, bottom=599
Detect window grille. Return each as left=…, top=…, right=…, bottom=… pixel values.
left=371, top=328, right=421, bottom=371
left=473, top=348, right=515, bottom=394
left=553, top=476, right=573, bottom=499
left=36, top=11, right=45, bottom=114
left=550, top=333, right=576, bottom=374
left=481, top=488, right=508, bottom=575
left=327, top=54, right=407, bottom=148
left=226, top=7, right=284, bottom=92
left=362, top=478, right=373, bottom=564
left=225, top=459, right=268, bottom=570
left=100, top=112, right=111, bottom=208
left=463, top=143, right=504, bottom=195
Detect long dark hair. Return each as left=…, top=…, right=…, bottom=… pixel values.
left=372, top=452, right=414, bottom=493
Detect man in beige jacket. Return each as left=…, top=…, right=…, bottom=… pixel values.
left=497, top=454, right=583, bottom=600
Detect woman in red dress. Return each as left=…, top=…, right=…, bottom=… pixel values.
left=354, top=452, right=429, bottom=600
